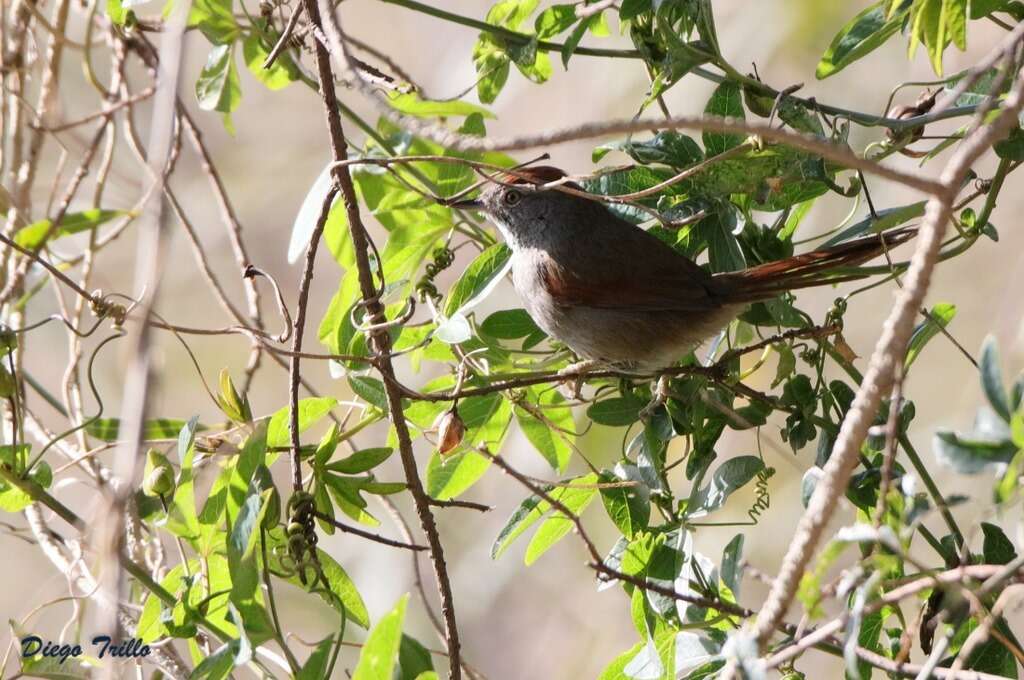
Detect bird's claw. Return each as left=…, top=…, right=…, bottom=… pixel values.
left=557, top=360, right=602, bottom=400
left=639, top=374, right=671, bottom=421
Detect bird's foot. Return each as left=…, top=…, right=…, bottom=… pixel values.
left=557, top=360, right=603, bottom=400
left=639, top=374, right=671, bottom=421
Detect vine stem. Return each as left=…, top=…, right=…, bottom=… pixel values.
left=306, top=0, right=464, bottom=676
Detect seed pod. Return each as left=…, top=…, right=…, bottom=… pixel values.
left=0, top=364, right=16, bottom=398
left=433, top=405, right=466, bottom=457
left=142, top=449, right=176, bottom=498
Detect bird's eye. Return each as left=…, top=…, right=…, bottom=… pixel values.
left=502, top=189, right=522, bottom=206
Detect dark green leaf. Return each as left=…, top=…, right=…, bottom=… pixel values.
left=702, top=81, right=745, bottom=155
left=480, top=308, right=543, bottom=340
left=981, top=336, right=1012, bottom=421
left=296, top=637, right=333, bottom=680
left=587, top=395, right=645, bottom=427
left=394, top=635, right=434, bottom=680
left=982, top=522, right=1017, bottom=565
left=690, top=456, right=764, bottom=515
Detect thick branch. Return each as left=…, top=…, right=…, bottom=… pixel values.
left=305, top=0, right=463, bottom=676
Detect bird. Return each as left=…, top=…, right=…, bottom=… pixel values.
left=451, top=166, right=914, bottom=373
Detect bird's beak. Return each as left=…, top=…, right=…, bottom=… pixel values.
left=447, top=197, right=483, bottom=211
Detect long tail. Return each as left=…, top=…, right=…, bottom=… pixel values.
left=714, top=227, right=916, bottom=303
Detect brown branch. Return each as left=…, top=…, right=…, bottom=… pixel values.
left=308, top=1, right=464, bottom=676
left=312, top=511, right=427, bottom=551
left=428, top=498, right=492, bottom=512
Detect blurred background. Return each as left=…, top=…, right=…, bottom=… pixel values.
left=4, top=0, right=1024, bottom=677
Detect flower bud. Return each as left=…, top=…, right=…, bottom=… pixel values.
left=433, top=406, right=466, bottom=457
left=142, top=449, right=176, bottom=498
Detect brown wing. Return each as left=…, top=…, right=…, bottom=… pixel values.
left=537, top=249, right=723, bottom=313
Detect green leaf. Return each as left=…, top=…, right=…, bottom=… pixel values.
left=349, top=375, right=389, bottom=412
left=560, top=16, right=590, bottom=67
left=266, top=397, right=337, bottom=448
left=168, top=417, right=201, bottom=542
left=85, top=417, right=201, bottom=442
left=689, top=456, right=765, bottom=516
left=514, top=388, right=574, bottom=472
left=472, top=37, right=510, bottom=104
left=443, top=243, right=512, bottom=317
left=491, top=492, right=548, bottom=559
left=395, top=635, right=435, bottom=680
left=598, top=642, right=647, bottom=680
left=587, top=395, right=645, bottom=427
left=721, top=534, right=744, bottom=596
left=599, top=469, right=649, bottom=538
left=817, top=1, right=910, bottom=79
left=188, top=0, right=238, bottom=43
left=352, top=594, right=408, bottom=680
left=702, top=81, right=745, bottom=155
left=982, top=522, right=1017, bottom=564
left=296, top=637, right=334, bottom=680
left=996, top=127, right=1024, bottom=161
left=327, top=447, right=393, bottom=474
left=524, top=475, right=599, bottom=565
left=385, top=92, right=494, bottom=119
left=0, top=453, right=51, bottom=512
left=945, top=0, right=968, bottom=51
left=534, top=4, right=577, bottom=39
left=425, top=396, right=511, bottom=499
left=14, top=209, right=128, bottom=249
left=981, top=336, right=1012, bottom=421
left=619, top=0, right=650, bottom=20
left=189, top=641, right=237, bottom=679
left=822, top=201, right=926, bottom=247
left=599, top=131, right=704, bottom=168
left=906, top=303, right=956, bottom=369
left=480, top=308, right=543, bottom=340
left=267, top=530, right=370, bottom=626
left=242, top=32, right=296, bottom=91
left=934, top=429, right=1018, bottom=474
left=196, top=44, right=241, bottom=115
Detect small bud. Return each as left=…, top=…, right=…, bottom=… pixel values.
left=142, top=449, right=176, bottom=498
left=433, top=406, right=466, bottom=457
left=252, top=465, right=281, bottom=531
